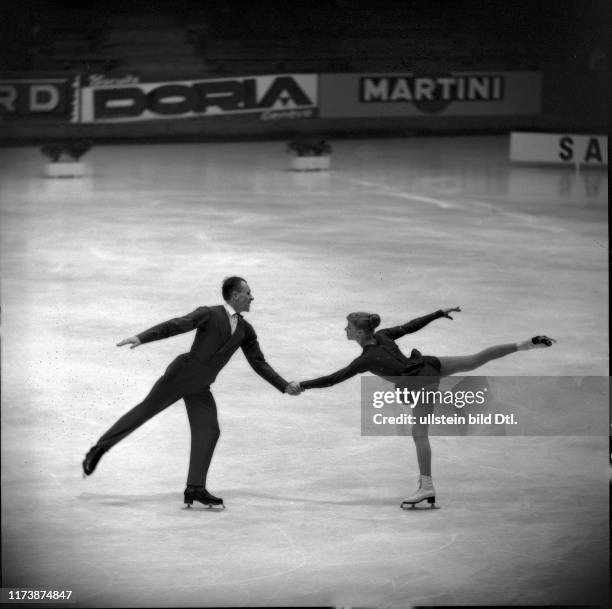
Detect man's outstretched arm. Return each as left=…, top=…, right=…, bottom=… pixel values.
left=117, top=306, right=211, bottom=348
left=241, top=325, right=292, bottom=393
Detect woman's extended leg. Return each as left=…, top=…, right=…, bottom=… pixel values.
left=401, top=336, right=554, bottom=508
left=437, top=336, right=555, bottom=377
left=438, top=343, right=517, bottom=376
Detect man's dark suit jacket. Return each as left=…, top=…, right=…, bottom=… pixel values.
left=136, top=305, right=287, bottom=394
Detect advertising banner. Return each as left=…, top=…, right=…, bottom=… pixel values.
left=0, top=76, right=78, bottom=121
left=320, top=71, right=541, bottom=118
left=510, top=132, right=607, bottom=166
left=80, top=73, right=318, bottom=123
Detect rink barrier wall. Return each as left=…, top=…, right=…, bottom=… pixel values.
left=0, top=69, right=606, bottom=142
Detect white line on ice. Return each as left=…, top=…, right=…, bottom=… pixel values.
left=348, top=178, right=393, bottom=190
left=346, top=177, right=573, bottom=230
left=379, top=190, right=457, bottom=209
left=493, top=548, right=573, bottom=564
left=344, top=178, right=457, bottom=209
left=49, top=472, right=72, bottom=497
left=406, top=533, right=458, bottom=557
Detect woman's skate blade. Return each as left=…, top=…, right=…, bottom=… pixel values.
left=401, top=496, right=439, bottom=510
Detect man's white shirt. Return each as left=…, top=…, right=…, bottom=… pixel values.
left=223, top=303, right=239, bottom=335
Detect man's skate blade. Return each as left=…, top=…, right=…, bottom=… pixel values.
left=182, top=503, right=225, bottom=511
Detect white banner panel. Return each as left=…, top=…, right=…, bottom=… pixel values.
left=80, top=74, right=318, bottom=123
left=510, top=132, right=607, bottom=166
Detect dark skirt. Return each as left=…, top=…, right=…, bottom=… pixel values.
left=402, top=349, right=442, bottom=377
left=386, top=350, right=442, bottom=395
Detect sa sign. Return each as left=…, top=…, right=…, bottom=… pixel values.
left=558, top=136, right=606, bottom=165
left=510, top=132, right=607, bottom=166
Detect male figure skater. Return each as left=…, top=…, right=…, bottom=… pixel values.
left=82, top=277, right=301, bottom=509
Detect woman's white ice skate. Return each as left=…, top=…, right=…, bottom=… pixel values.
left=401, top=475, right=438, bottom=509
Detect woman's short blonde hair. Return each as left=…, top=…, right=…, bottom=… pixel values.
left=346, top=312, right=381, bottom=334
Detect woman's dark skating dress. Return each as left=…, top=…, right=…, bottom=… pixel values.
left=300, top=311, right=445, bottom=390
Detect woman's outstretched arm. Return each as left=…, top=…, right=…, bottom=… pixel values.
left=300, top=357, right=369, bottom=390
left=379, top=307, right=460, bottom=340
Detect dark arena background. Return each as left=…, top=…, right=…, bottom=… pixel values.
left=0, top=1, right=608, bottom=608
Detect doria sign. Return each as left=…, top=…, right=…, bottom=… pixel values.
left=0, top=78, right=77, bottom=120
left=81, top=74, right=318, bottom=122
left=320, top=72, right=541, bottom=117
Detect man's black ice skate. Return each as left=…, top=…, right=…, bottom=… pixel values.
left=184, top=486, right=225, bottom=510
left=82, top=445, right=107, bottom=478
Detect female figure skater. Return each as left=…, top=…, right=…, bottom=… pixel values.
left=297, top=308, right=555, bottom=509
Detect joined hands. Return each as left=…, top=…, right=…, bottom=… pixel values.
left=286, top=381, right=303, bottom=396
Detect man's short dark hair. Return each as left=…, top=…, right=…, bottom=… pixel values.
left=222, top=276, right=246, bottom=301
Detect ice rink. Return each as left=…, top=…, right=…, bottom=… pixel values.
left=0, top=136, right=608, bottom=608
